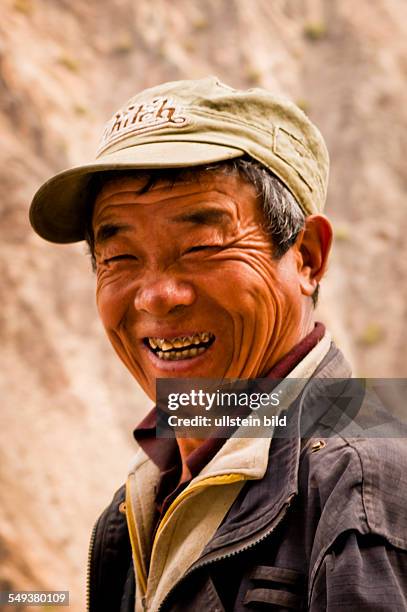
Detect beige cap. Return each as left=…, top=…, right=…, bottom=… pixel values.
left=29, top=76, right=329, bottom=243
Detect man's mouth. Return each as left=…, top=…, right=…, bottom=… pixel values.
left=144, top=332, right=215, bottom=361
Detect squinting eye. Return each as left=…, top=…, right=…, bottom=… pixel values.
left=184, top=245, right=218, bottom=254
left=104, top=254, right=137, bottom=264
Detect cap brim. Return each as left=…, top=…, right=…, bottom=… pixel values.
left=29, top=141, right=244, bottom=243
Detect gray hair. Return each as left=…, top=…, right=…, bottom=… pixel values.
left=84, top=158, right=319, bottom=305
left=223, top=159, right=306, bottom=258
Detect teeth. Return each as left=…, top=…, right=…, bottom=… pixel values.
left=161, top=340, right=173, bottom=351
left=149, top=332, right=212, bottom=351
left=155, top=346, right=207, bottom=361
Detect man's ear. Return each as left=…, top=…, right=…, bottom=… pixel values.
left=295, top=214, right=333, bottom=297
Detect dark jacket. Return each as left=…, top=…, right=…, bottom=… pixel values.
left=87, top=346, right=407, bottom=611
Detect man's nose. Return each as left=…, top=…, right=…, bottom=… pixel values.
left=133, top=274, right=196, bottom=317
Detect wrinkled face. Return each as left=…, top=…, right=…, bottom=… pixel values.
left=93, top=172, right=308, bottom=399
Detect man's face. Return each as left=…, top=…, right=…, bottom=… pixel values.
left=93, top=172, right=308, bottom=399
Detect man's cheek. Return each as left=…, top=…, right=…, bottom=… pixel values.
left=107, top=331, right=149, bottom=389
left=96, top=283, right=129, bottom=329
left=222, top=271, right=279, bottom=312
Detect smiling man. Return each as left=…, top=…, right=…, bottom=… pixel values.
left=91, top=170, right=329, bottom=393
left=30, top=78, right=407, bottom=611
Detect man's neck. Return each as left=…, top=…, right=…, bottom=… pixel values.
left=176, top=437, right=203, bottom=480
left=174, top=322, right=326, bottom=470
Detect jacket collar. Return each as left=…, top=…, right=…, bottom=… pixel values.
left=198, top=341, right=352, bottom=558
left=193, top=330, right=333, bottom=485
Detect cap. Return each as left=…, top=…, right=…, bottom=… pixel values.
left=29, top=76, right=329, bottom=243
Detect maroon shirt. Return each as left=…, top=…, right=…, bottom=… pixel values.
left=134, top=322, right=325, bottom=519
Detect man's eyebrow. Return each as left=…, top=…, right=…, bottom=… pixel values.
left=94, top=223, right=132, bottom=244
left=170, top=207, right=232, bottom=226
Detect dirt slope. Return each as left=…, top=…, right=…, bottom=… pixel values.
left=1, top=0, right=406, bottom=608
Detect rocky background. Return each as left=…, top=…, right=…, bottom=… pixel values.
left=1, top=0, right=406, bottom=609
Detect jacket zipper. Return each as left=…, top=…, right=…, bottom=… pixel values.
left=86, top=519, right=98, bottom=612
left=156, top=494, right=295, bottom=611
left=129, top=472, right=247, bottom=602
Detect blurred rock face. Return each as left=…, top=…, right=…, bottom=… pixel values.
left=1, top=0, right=406, bottom=608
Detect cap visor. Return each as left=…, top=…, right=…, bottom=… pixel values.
left=30, top=141, right=244, bottom=243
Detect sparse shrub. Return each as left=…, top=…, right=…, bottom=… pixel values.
left=112, top=34, right=134, bottom=55
left=183, top=39, right=196, bottom=53
left=246, top=67, right=262, bottom=86
left=304, top=21, right=327, bottom=41
left=358, top=323, right=384, bottom=346
left=296, top=98, right=310, bottom=113
left=334, top=225, right=351, bottom=242
left=58, top=54, right=80, bottom=73
left=156, top=43, right=166, bottom=60
left=13, top=0, right=32, bottom=14
left=192, top=17, right=209, bottom=31
left=73, top=104, right=88, bottom=116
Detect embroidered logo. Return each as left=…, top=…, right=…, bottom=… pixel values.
left=97, top=96, right=190, bottom=155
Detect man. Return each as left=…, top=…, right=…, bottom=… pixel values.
left=30, top=77, right=407, bottom=611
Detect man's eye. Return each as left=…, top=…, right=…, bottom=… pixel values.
left=104, top=254, right=137, bottom=264
left=184, top=245, right=218, bottom=254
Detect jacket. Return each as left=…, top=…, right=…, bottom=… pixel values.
left=87, top=343, right=407, bottom=611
